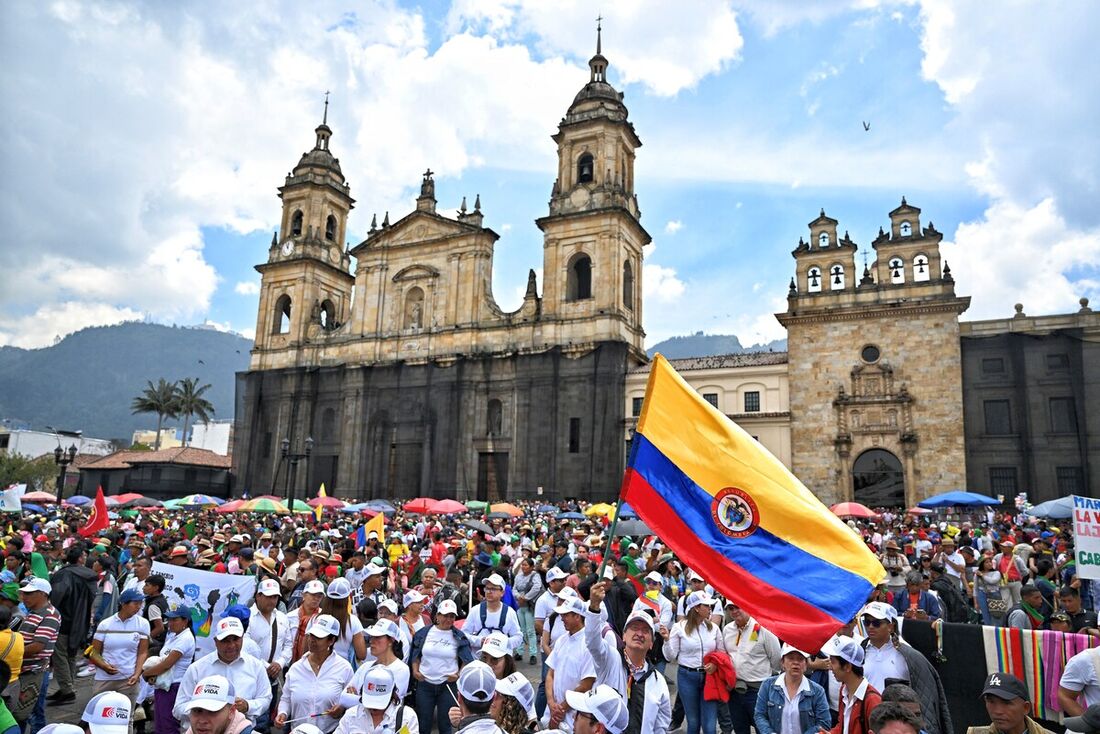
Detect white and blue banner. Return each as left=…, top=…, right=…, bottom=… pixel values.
left=0, top=484, right=26, bottom=513
left=151, top=561, right=256, bottom=659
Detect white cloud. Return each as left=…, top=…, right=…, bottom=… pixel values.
left=447, top=0, right=744, bottom=96
left=643, top=263, right=685, bottom=303
left=235, top=281, right=260, bottom=296
left=664, top=220, right=683, bottom=234
left=0, top=302, right=142, bottom=348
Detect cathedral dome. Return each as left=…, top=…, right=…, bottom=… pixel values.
left=294, top=123, right=343, bottom=178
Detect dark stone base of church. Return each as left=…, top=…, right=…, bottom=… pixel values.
left=232, top=343, right=632, bottom=502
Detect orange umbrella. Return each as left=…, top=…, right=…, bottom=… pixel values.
left=830, top=502, right=879, bottom=519
left=490, top=502, right=523, bottom=517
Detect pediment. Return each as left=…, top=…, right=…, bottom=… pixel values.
left=392, top=264, right=440, bottom=282
left=370, top=212, right=478, bottom=248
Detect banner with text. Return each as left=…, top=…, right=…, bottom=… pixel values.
left=1072, top=495, right=1100, bottom=580
left=0, top=485, right=26, bottom=513
left=151, top=561, right=256, bottom=658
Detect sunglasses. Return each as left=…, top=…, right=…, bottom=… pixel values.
left=861, top=616, right=888, bottom=628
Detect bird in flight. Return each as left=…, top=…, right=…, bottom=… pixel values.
left=862, top=121, right=871, bottom=131
left=197, top=359, right=205, bottom=365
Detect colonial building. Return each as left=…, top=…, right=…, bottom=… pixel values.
left=234, top=31, right=649, bottom=501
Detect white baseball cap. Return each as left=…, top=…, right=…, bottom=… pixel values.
left=366, top=619, right=400, bottom=639
left=482, top=573, right=506, bottom=589
left=688, top=569, right=705, bottom=582
left=288, top=725, right=323, bottom=734
left=359, top=665, right=396, bottom=709
left=545, top=567, right=568, bottom=582
left=182, top=675, right=235, bottom=712
left=326, top=578, right=352, bottom=599
left=229, top=534, right=245, bottom=544
left=303, top=579, right=326, bottom=595
left=378, top=598, right=400, bottom=615
left=82, top=691, right=132, bottom=734
left=861, top=601, right=898, bottom=622
left=364, top=564, right=387, bottom=576
left=308, top=614, right=341, bottom=638
left=566, top=685, right=629, bottom=734
left=623, top=610, right=656, bottom=633
left=19, top=577, right=51, bottom=595
left=436, top=599, right=459, bottom=616
left=822, top=635, right=865, bottom=667
left=402, top=589, right=427, bottom=606
left=553, top=595, right=587, bottom=616
left=457, top=661, right=497, bottom=704
left=684, top=590, right=716, bottom=613
left=38, top=726, right=84, bottom=734
left=257, top=579, right=281, bottom=597
left=213, top=617, right=244, bottom=641
left=780, top=643, right=808, bottom=660
left=480, top=631, right=512, bottom=658
left=496, top=671, right=536, bottom=721
left=644, top=571, right=663, bottom=584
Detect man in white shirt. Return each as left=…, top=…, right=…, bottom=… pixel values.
left=1059, top=647, right=1100, bottom=715
left=245, top=579, right=291, bottom=728
left=825, top=636, right=874, bottom=734
left=934, top=537, right=966, bottom=590
left=173, top=617, right=272, bottom=728
left=461, top=573, right=523, bottom=653
left=723, top=600, right=781, bottom=734
left=121, top=557, right=152, bottom=596
left=544, top=595, right=596, bottom=731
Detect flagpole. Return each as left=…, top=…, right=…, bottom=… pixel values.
left=597, top=496, right=625, bottom=578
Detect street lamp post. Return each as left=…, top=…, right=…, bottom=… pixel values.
left=281, top=436, right=313, bottom=513
left=53, top=444, right=77, bottom=503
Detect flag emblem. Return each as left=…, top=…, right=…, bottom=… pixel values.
left=712, top=488, right=759, bottom=539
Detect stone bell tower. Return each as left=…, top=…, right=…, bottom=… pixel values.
left=777, top=200, right=970, bottom=507
left=536, top=22, right=650, bottom=362
left=252, top=97, right=355, bottom=367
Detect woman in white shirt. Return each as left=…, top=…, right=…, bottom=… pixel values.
left=335, top=665, right=420, bottom=734
left=401, top=589, right=429, bottom=641
left=410, top=599, right=474, bottom=734
left=142, top=606, right=195, bottom=734
left=339, top=618, right=412, bottom=711
left=275, top=614, right=354, bottom=734
left=320, top=578, right=367, bottom=666
left=90, top=588, right=150, bottom=708
left=661, top=590, right=723, bottom=734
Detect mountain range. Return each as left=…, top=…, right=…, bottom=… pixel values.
left=646, top=331, right=787, bottom=359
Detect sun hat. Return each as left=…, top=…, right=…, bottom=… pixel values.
left=257, top=579, right=281, bottom=597
left=365, top=619, right=400, bottom=639
left=19, top=577, right=51, bottom=595
left=780, top=643, right=808, bottom=659
left=378, top=598, right=400, bottom=615
left=326, top=578, right=352, bottom=599
left=436, top=599, right=459, bottom=616
left=402, top=589, right=427, bottom=606
left=644, top=571, right=663, bottom=584
left=545, top=567, right=568, bottom=582
left=482, top=573, right=506, bottom=588
left=303, top=579, right=325, bottom=595
left=684, top=590, right=716, bottom=613
left=822, top=635, right=864, bottom=667
left=119, top=588, right=144, bottom=605
left=623, top=611, right=656, bottom=633
left=164, top=606, right=192, bottom=620
left=553, top=595, right=587, bottom=616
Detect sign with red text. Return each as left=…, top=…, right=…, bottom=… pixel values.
left=1072, top=495, right=1100, bottom=580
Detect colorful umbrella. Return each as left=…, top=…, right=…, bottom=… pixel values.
left=252, top=495, right=283, bottom=501
left=403, top=498, right=437, bottom=514
left=490, top=502, right=523, bottom=517
left=364, top=500, right=397, bottom=515
left=535, top=504, right=557, bottom=514
left=22, top=491, right=57, bottom=503
left=918, top=490, right=1000, bottom=509
left=433, top=499, right=467, bottom=514
left=307, top=496, right=346, bottom=508
left=103, top=496, right=121, bottom=507
left=160, top=498, right=185, bottom=510
left=556, top=511, right=585, bottom=520
left=241, top=498, right=289, bottom=513
left=121, top=497, right=162, bottom=508
left=181, top=494, right=224, bottom=507
left=585, top=503, right=616, bottom=517
left=830, top=502, right=879, bottom=519
left=216, top=499, right=246, bottom=513
left=291, top=500, right=314, bottom=514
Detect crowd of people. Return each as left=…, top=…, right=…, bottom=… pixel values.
left=0, top=498, right=1097, bottom=734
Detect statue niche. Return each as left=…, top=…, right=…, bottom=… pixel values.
left=404, top=286, right=425, bottom=330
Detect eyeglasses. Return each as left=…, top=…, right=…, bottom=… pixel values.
left=861, top=616, right=888, bottom=628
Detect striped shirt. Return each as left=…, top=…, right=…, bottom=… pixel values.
left=20, top=603, right=61, bottom=674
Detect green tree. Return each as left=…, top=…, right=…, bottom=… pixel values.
left=175, top=376, right=215, bottom=446
left=130, top=378, right=179, bottom=451
left=0, top=453, right=57, bottom=490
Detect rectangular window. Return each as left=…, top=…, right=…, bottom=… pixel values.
left=703, top=393, right=719, bottom=409
left=988, top=466, right=1018, bottom=495
left=983, top=400, right=1012, bottom=435
left=744, top=391, right=761, bottom=412
left=981, top=357, right=1005, bottom=374
left=1047, top=353, right=1070, bottom=370
left=568, top=418, right=581, bottom=454
left=1057, top=467, right=1084, bottom=495
left=1050, top=397, right=1078, bottom=434
left=631, top=397, right=644, bottom=417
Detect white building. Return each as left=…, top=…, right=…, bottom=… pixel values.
left=0, top=429, right=114, bottom=459
left=188, top=420, right=233, bottom=455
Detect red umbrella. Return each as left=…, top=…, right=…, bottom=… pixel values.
left=907, top=506, right=934, bottom=515
left=114, top=493, right=144, bottom=504
left=432, top=499, right=467, bottom=514
left=307, top=496, right=346, bottom=508
left=830, top=502, right=879, bottom=519
left=403, top=498, right=437, bottom=514
left=217, top=499, right=246, bottom=513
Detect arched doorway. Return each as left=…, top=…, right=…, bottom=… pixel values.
left=852, top=448, right=905, bottom=507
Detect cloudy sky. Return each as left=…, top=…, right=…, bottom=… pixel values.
left=1, top=1, right=1097, bottom=349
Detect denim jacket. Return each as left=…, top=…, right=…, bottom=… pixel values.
left=753, top=674, right=831, bottom=734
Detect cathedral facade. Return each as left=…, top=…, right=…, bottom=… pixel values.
left=233, top=38, right=650, bottom=501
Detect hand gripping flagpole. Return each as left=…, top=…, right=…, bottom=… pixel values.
left=597, top=427, right=643, bottom=578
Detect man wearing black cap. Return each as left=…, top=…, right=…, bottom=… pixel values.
left=1064, top=703, right=1100, bottom=734
left=966, top=672, right=1055, bottom=734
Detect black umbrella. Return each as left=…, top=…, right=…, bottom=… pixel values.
left=462, top=519, right=493, bottom=535
left=487, top=512, right=512, bottom=520
left=120, top=497, right=163, bottom=508
left=613, top=519, right=652, bottom=537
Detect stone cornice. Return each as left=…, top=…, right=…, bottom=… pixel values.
left=776, top=296, right=970, bottom=326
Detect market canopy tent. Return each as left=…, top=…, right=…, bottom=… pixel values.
left=918, top=490, right=1000, bottom=509
left=1029, top=496, right=1073, bottom=520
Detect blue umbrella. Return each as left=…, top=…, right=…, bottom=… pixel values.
left=536, top=504, right=557, bottom=513
left=65, top=496, right=92, bottom=506
left=1029, top=496, right=1073, bottom=520
left=22, top=503, right=45, bottom=514
left=340, top=503, right=369, bottom=513
left=364, top=500, right=397, bottom=515
left=556, top=511, right=585, bottom=520
left=180, top=494, right=224, bottom=506
left=918, top=490, right=1000, bottom=509
left=618, top=502, right=638, bottom=519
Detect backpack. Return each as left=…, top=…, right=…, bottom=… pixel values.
left=479, top=601, right=514, bottom=632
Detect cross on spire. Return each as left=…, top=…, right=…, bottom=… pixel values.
left=596, top=15, right=602, bottom=55
left=323, top=91, right=330, bottom=125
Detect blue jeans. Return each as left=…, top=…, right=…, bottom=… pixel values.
left=517, top=607, right=538, bottom=658
left=415, top=680, right=456, bottom=734
left=727, top=686, right=758, bottom=734
left=27, top=671, right=50, bottom=734
left=677, top=667, right=716, bottom=734
left=536, top=657, right=549, bottom=720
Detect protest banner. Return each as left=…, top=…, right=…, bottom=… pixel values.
left=1072, top=494, right=1100, bottom=580
left=151, top=561, right=256, bottom=658
left=0, top=484, right=26, bottom=513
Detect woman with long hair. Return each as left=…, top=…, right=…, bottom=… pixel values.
left=339, top=618, right=412, bottom=712
left=409, top=599, right=474, bottom=734
left=141, top=606, right=195, bottom=734
left=400, top=589, right=429, bottom=642
left=275, top=614, right=353, bottom=734
left=320, top=578, right=367, bottom=666
left=287, top=579, right=325, bottom=665
left=493, top=672, right=538, bottom=734
left=511, top=557, right=544, bottom=666
left=661, top=590, right=723, bottom=734
left=974, top=556, right=1005, bottom=625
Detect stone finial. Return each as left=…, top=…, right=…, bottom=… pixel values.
left=942, top=260, right=952, bottom=281
left=474, top=194, right=481, bottom=211
left=901, top=195, right=907, bottom=206
left=270, top=231, right=278, bottom=247
left=788, top=277, right=797, bottom=295
left=416, top=168, right=437, bottom=213
left=1080, top=297, right=1092, bottom=313
left=370, top=213, right=378, bottom=231
left=525, top=269, right=539, bottom=299
left=820, top=208, right=826, bottom=217
left=459, top=196, right=467, bottom=215
left=1014, top=303, right=1025, bottom=317
left=382, top=211, right=390, bottom=228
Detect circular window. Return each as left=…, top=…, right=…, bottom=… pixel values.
left=861, top=345, right=881, bottom=364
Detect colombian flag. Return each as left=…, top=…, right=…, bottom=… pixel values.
left=623, top=355, right=885, bottom=651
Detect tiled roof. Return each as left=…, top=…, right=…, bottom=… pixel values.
left=81, top=447, right=232, bottom=470
left=630, top=351, right=789, bottom=373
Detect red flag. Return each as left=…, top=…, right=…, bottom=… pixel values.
left=78, top=487, right=109, bottom=538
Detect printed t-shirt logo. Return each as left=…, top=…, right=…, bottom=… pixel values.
left=711, top=488, right=760, bottom=539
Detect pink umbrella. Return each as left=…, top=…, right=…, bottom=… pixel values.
left=907, top=506, right=934, bottom=515
left=217, top=499, right=246, bottom=513
left=830, top=502, right=879, bottom=519
left=403, top=497, right=437, bottom=514
left=114, top=493, right=144, bottom=504
left=22, top=491, right=57, bottom=503
left=307, top=496, right=346, bottom=508
left=432, top=499, right=467, bottom=514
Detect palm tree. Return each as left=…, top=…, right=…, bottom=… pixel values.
left=130, top=379, right=179, bottom=451
left=175, top=377, right=215, bottom=446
